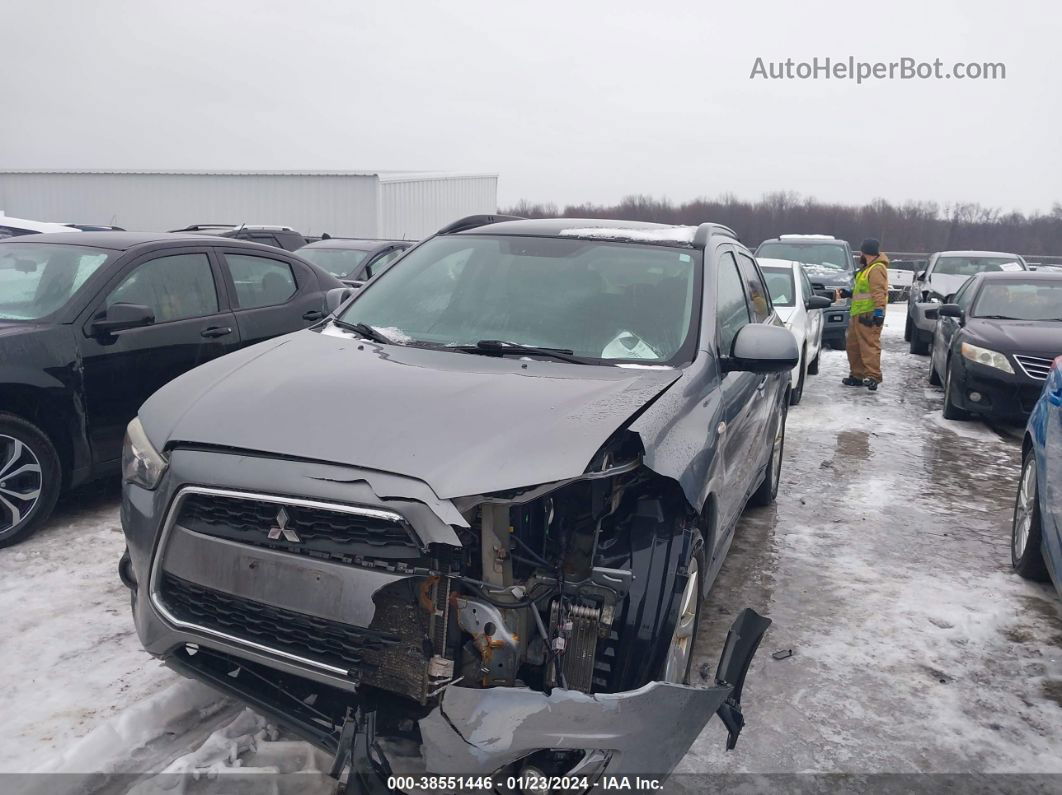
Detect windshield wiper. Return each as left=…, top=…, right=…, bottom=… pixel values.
left=332, top=319, right=394, bottom=344
left=976, top=314, right=1020, bottom=320
left=450, top=340, right=590, bottom=364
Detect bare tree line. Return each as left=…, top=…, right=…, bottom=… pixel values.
left=501, top=193, right=1062, bottom=255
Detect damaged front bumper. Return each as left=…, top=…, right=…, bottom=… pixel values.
left=418, top=680, right=731, bottom=777
left=124, top=447, right=772, bottom=789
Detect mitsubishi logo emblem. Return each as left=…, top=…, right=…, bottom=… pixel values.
left=267, top=507, right=301, bottom=543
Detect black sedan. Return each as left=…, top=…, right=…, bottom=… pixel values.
left=296, top=238, right=413, bottom=286
left=0, top=231, right=345, bottom=547
left=928, top=271, right=1062, bottom=421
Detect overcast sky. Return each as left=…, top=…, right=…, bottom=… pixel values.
left=2, top=0, right=1060, bottom=213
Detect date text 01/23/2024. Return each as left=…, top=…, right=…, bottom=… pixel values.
left=386, top=776, right=664, bottom=791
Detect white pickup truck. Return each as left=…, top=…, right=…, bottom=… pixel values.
left=887, top=259, right=921, bottom=302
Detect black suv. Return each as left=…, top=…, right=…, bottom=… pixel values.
left=0, top=231, right=344, bottom=546
left=170, top=224, right=309, bottom=252
left=121, top=216, right=795, bottom=783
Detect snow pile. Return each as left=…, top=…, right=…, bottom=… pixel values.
left=39, top=679, right=224, bottom=775
left=558, top=225, right=696, bottom=244
left=129, top=709, right=335, bottom=795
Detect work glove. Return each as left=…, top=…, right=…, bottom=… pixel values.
left=873, top=308, right=885, bottom=327
left=858, top=314, right=875, bottom=327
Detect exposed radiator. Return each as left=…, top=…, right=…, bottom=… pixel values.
left=547, top=601, right=600, bottom=692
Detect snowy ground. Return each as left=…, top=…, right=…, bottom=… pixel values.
left=1, top=307, right=1060, bottom=791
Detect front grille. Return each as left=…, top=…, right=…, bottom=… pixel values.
left=160, top=573, right=401, bottom=675
left=1015, top=354, right=1055, bottom=381
left=178, top=492, right=421, bottom=561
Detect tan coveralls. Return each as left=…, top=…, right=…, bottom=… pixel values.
left=846, top=254, right=890, bottom=383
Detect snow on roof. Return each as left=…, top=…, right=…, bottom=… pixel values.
left=779, top=234, right=836, bottom=240
left=558, top=226, right=696, bottom=244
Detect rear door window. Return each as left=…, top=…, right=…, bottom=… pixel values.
left=224, top=253, right=298, bottom=308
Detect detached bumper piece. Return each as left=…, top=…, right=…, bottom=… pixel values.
left=420, top=681, right=732, bottom=777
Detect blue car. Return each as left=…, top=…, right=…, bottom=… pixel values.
left=1012, top=356, right=1062, bottom=596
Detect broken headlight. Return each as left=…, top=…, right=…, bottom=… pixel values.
left=122, top=416, right=168, bottom=489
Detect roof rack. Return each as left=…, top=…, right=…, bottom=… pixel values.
left=693, top=223, right=738, bottom=248
left=436, top=214, right=526, bottom=235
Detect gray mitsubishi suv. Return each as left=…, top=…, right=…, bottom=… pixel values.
left=119, top=215, right=797, bottom=787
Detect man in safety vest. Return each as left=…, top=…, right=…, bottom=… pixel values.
left=839, top=238, right=889, bottom=390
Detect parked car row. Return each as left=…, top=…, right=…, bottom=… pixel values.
left=899, top=250, right=1062, bottom=604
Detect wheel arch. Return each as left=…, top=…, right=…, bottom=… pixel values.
left=0, top=385, right=82, bottom=489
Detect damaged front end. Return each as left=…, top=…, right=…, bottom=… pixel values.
left=141, top=439, right=770, bottom=789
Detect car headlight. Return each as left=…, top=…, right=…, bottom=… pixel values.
left=122, top=416, right=168, bottom=489
left=961, top=342, right=1014, bottom=374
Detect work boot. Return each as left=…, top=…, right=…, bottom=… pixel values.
left=863, top=378, right=879, bottom=391
left=841, top=377, right=863, bottom=386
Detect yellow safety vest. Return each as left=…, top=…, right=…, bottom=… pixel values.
left=851, top=261, right=887, bottom=316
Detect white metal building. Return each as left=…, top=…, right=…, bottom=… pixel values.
left=0, top=170, right=498, bottom=239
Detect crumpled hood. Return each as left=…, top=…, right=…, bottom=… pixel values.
left=139, top=329, right=681, bottom=498
left=966, top=319, right=1062, bottom=357
left=925, top=273, right=970, bottom=298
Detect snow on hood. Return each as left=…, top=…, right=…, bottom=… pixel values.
left=558, top=226, right=696, bottom=244
left=139, top=330, right=681, bottom=499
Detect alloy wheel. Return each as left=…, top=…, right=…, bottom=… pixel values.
left=663, top=556, right=700, bottom=683
left=1013, top=458, right=1036, bottom=560
left=0, top=435, right=43, bottom=534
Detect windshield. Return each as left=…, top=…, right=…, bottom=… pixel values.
left=0, top=243, right=112, bottom=320
left=761, top=269, right=796, bottom=307
left=756, top=242, right=850, bottom=271
left=935, top=256, right=1024, bottom=277
left=972, top=282, right=1062, bottom=321
left=337, top=235, right=700, bottom=364
left=298, top=247, right=370, bottom=278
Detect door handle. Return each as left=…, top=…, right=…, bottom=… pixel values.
left=200, top=326, right=233, bottom=338
left=302, top=310, right=326, bottom=321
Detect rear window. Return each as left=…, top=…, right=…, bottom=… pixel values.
left=299, top=247, right=370, bottom=278
left=0, top=243, right=113, bottom=320
left=761, top=269, right=796, bottom=307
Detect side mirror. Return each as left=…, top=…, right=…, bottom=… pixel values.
left=916, top=271, right=927, bottom=281
left=726, top=324, right=799, bottom=374
left=92, top=303, right=154, bottom=335
left=805, top=295, right=832, bottom=311
left=325, top=286, right=357, bottom=314
left=923, top=306, right=940, bottom=321
left=939, top=304, right=964, bottom=320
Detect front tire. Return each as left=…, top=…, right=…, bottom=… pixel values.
left=909, top=326, right=930, bottom=355
left=1012, top=449, right=1049, bottom=581
left=942, top=360, right=969, bottom=420
left=807, top=350, right=820, bottom=375
left=661, top=547, right=703, bottom=684
left=750, top=398, right=787, bottom=507
left=904, top=315, right=912, bottom=342
left=790, top=348, right=807, bottom=406
left=0, top=414, right=61, bottom=549
left=928, top=358, right=942, bottom=386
